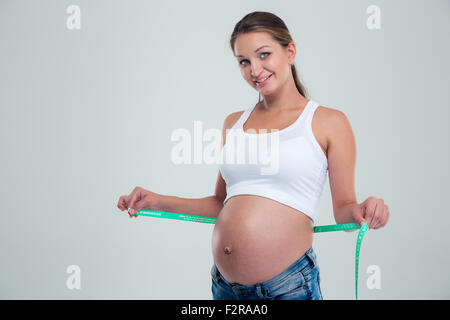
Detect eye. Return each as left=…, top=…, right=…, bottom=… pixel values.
left=239, top=52, right=271, bottom=66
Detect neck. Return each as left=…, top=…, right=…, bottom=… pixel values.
left=259, top=77, right=307, bottom=112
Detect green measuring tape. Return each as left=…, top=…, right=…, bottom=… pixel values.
left=135, top=209, right=369, bottom=300
left=312, top=220, right=369, bottom=300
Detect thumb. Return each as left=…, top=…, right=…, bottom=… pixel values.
left=128, top=189, right=146, bottom=215
left=129, top=198, right=146, bottom=215
left=352, top=204, right=366, bottom=227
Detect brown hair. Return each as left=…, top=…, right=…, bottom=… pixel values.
left=229, top=11, right=309, bottom=101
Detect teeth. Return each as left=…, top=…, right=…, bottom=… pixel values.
left=256, top=74, right=271, bottom=83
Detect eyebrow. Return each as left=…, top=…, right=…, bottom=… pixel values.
left=235, top=45, right=272, bottom=58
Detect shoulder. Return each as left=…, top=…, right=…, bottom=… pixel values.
left=315, top=105, right=348, bottom=124
left=223, top=109, right=246, bottom=130
left=314, top=105, right=353, bottom=144
left=317, top=106, right=354, bottom=145
left=220, top=109, right=246, bottom=146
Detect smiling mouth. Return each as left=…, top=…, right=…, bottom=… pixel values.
left=254, top=73, right=273, bottom=86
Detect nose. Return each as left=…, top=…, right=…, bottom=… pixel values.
left=250, top=62, right=263, bottom=79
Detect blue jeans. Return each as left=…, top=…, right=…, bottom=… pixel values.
left=211, top=246, right=323, bottom=300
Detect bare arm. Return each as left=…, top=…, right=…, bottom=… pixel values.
left=154, top=111, right=241, bottom=218
left=158, top=194, right=224, bottom=218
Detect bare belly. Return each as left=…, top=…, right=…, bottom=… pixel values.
left=211, top=195, right=314, bottom=286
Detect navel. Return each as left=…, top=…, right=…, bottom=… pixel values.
left=223, top=246, right=232, bottom=255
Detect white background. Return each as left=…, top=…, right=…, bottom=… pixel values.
left=0, top=0, right=449, bottom=299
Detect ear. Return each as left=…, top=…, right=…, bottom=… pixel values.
left=286, top=41, right=297, bottom=64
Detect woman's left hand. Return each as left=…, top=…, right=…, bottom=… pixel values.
left=352, top=197, right=390, bottom=230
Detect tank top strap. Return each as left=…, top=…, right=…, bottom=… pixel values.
left=302, top=99, right=320, bottom=128
left=231, top=100, right=319, bottom=133
left=231, top=107, right=253, bottom=130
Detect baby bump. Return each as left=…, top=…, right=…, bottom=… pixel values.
left=211, top=195, right=314, bottom=286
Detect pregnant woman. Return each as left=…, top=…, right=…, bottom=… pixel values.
left=117, top=11, right=390, bottom=300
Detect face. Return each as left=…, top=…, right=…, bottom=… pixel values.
left=234, top=31, right=296, bottom=96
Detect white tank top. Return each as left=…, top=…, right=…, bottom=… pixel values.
left=218, top=99, right=328, bottom=222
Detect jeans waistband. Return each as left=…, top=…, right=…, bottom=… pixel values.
left=215, top=246, right=317, bottom=289
left=259, top=246, right=317, bottom=288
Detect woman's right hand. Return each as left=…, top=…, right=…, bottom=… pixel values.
left=117, top=186, right=163, bottom=219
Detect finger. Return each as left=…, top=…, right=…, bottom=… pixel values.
left=385, top=206, right=390, bottom=225
left=131, top=197, right=147, bottom=216
left=117, top=196, right=126, bottom=211
left=373, top=199, right=384, bottom=229
left=364, top=201, right=377, bottom=228
left=372, top=214, right=382, bottom=229
left=371, top=212, right=380, bottom=229
left=372, top=201, right=386, bottom=229
left=352, top=205, right=365, bottom=227
left=373, top=211, right=386, bottom=229
left=128, top=191, right=141, bottom=215
left=120, top=197, right=128, bottom=211
left=374, top=205, right=389, bottom=229
left=373, top=212, right=384, bottom=229
left=128, top=203, right=140, bottom=217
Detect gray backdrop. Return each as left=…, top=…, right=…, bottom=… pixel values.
left=1, top=0, right=449, bottom=299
